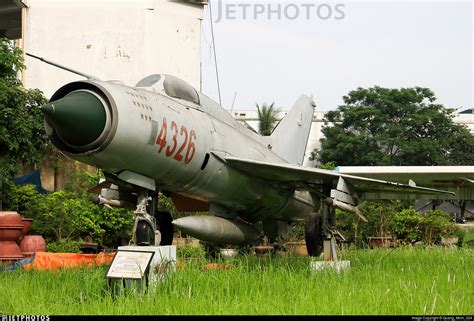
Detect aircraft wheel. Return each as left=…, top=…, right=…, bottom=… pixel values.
left=136, top=220, right=155, bottom=246
left=305, top=212, right=324, bottom=257
left=156, top=211, right=174, bottom=245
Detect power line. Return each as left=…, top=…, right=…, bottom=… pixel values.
left=230, top=91, right=238, bottom=114
left=208, top=0, right=222, bottom=106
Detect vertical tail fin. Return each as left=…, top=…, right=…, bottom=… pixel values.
left=270, top=95, right=315, bottom=165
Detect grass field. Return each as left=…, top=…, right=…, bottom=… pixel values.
left=0, top=247, right=472, bottom=315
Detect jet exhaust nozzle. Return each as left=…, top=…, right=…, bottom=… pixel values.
left=172, top=215, right=259, bottom=245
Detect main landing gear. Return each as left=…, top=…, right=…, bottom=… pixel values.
left=305, top=198, right=345, bottom=260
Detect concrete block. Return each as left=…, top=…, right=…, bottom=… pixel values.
left=310, top=260, right=350, bottom=273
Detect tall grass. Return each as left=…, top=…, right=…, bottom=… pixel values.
left=0, top=247, right=472, bottom=315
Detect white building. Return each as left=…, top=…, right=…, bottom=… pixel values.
left=456, top=108, right=474, bottom=133
left=1, top=0, right=207, bottom=98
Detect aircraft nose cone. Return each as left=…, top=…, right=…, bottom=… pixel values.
left=40, top=103, right=55, bottom=117
left=41, top=90, right=107, bottom=147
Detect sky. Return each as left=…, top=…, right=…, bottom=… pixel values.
left=201, top=0, right=473, bottom=112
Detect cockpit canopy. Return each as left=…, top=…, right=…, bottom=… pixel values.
left=135, top=74, right=200, bottom=105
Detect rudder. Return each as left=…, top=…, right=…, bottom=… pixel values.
left=270, top=95, right=315, bottom=165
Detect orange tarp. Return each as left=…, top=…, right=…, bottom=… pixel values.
left=23, top=252, right=116, bottom=271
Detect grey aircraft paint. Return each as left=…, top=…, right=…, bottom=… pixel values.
left=41, top=73, right=472, bottom=245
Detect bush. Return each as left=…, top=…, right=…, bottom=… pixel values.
left=31, top=191, right=102, bottom=241
left=177, top=245, right=205, bottom=260
left=4, top=184, right=133, bottom=248
left=47, top=240, right=81, bottom=253
left=389, top=209, right=423, bottom=243
left=98, top=206, right=133, bottom=246
left=63, top=170, right=102, bottom=193
left=283, top=221, right=305, bottom=243
left=1, top=183, right=40, bottom=216
left=460, top=232, right=474, bottom=248
left=337, top=201, right=402, bottom=246
left=388, top=208, right=458, bottom=245
left=421, top=210, right=458, bottom=245
left=454, top=230, right=465, bottom=247
left=32, top=191, right=133, bottom=247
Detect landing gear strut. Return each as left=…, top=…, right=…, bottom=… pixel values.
left=305, top=198, right=345, bottom=258
left=305, top=212, right=323, bottom=256
left=131, top=192, right=156, bottom=246
left=130, top=191, right=174, bottom=246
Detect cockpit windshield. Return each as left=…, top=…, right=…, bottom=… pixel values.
left=135, top=74, right=200, bottom=105
left=135, top=74, right=161, bottom=87
left=163, top=75, right=200, bottom=105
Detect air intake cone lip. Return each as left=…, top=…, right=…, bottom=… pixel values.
left=41, top=89, right=112, bottom=152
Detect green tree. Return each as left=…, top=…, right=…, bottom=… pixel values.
left=315, top=86, right=474, bottom=166
left=387, top=209, right=423, bottom=243
left=0, top=38, right=48, bottom=178
left=256, top=102, right=281, bottom=136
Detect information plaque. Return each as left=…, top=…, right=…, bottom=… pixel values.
left=106, top=250, right=155, bottom=280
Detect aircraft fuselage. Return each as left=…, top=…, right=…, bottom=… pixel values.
left=45, top=79, right=313, bottom=224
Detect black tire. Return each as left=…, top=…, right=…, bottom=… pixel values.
left=156, top=211, right=174, bottom=245
left=136, top=220, right=155, bottom=246
left=305, top=212, right=324, bottom=257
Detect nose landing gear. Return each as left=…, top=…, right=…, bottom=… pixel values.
left=130, top=192, right=174, bottom=246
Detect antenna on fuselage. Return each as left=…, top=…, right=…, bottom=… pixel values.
left=26, top=53, right=100, bottom=81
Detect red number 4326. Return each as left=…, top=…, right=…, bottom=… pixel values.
left=156, top=117, right=196, bottom=164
